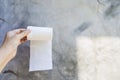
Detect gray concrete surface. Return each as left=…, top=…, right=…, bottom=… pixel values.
left=0, top=0, right=120, bottom=80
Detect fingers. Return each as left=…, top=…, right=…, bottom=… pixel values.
left=17, top=29, right=31, bottom=39
left=20, top=36, right=27, bottom=43
left=12, top=28, right=26, bottom=34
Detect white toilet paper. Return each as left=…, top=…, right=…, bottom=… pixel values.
left=27, top=26, right=53, bottom=71
left=27, top=26, right=52, bottom=41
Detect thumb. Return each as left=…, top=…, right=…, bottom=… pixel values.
left=17, top=29, right=31, bottom=39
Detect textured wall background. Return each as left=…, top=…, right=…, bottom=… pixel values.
left=0, top=0, right=120, bottom=80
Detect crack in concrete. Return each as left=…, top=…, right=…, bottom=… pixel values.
left=3, top=70, right=18, bottom=76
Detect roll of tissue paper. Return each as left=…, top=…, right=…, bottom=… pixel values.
left=27, top=26, right=53, bottom=71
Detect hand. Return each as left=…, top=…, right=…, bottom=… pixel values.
left=1, top=29, right=31, bottom=59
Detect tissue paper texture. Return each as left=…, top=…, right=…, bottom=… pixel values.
left=27, top=26, right=53, bottom=71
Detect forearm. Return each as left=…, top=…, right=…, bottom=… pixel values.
left=0, top=46, right=13, bottom=72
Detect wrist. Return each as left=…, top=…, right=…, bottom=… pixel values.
left=0, top=45, right=16, bottom=60
left=0, top=46, right=12, bottom=61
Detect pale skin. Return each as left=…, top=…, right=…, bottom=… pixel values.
left=0, top=29, right=31, bottom=72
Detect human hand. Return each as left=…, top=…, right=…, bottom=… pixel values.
left=1, top=29, right=31, bottom=59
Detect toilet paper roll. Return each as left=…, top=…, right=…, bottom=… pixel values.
left=27, top=26, right=53, bottom=71
left=27, top=26, right=53, bottom=41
